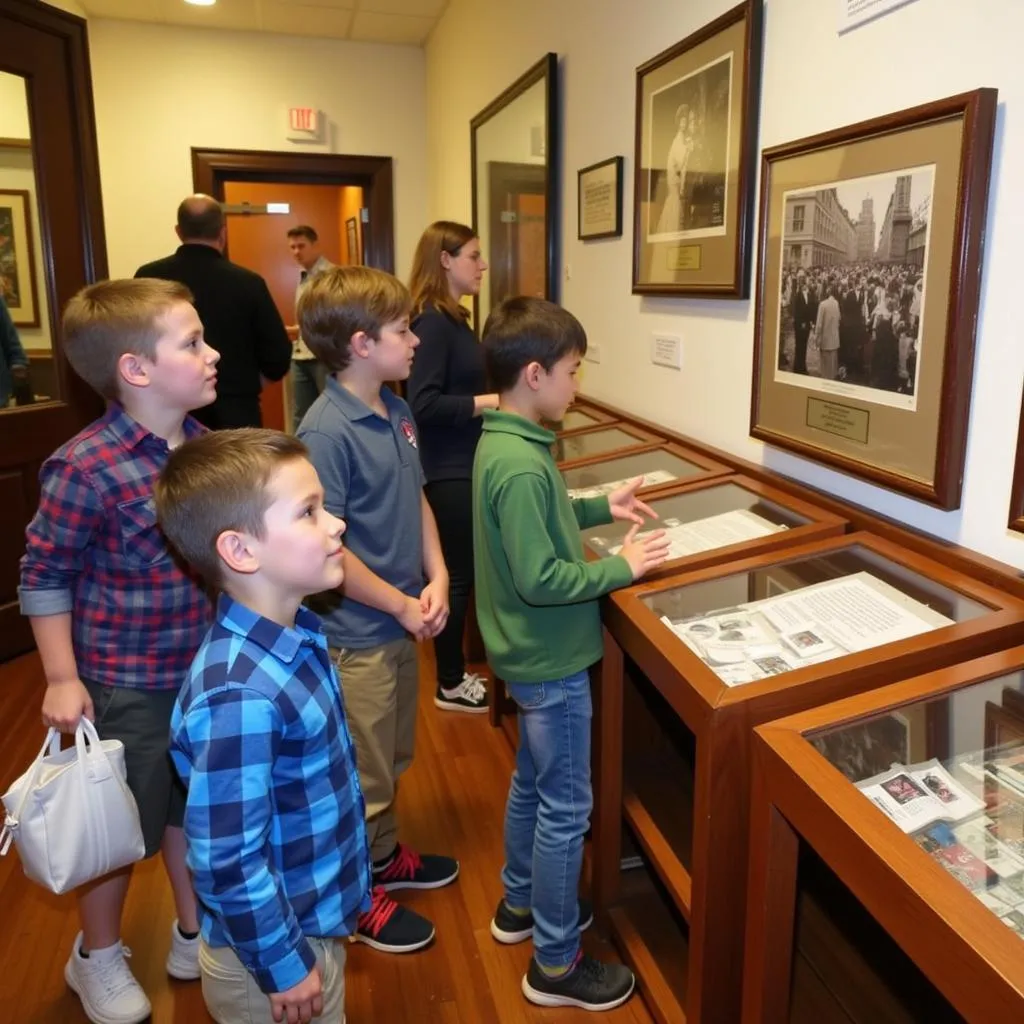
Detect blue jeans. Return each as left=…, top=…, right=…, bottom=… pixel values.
left=292, top=358, right=327, bottom=432
left=503, top=670, right=593, bottom=968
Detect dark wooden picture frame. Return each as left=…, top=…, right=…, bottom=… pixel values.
left=470, top=53, right=559, bottom=326
left=1007, top=391, right=1024, bottom=531
left=578, top=156, right=623, bottom=240
left=631, top=0, right=763, bottom=298
left=750, top=89, right=998, bottom=510
left=0, top=187, right=41, bottom=327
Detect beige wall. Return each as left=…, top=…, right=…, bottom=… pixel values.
left=427, top=0, right=1024, bottom=568
left=86, top=19, right=427, bottom=282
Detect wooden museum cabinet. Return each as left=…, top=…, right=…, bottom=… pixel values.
left=743, top=645, right=1024, bottom=1023
left=590, top=532, right=1024, bottom=1024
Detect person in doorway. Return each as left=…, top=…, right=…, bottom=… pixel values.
left=287, top=224, right=334, bottom=432
left=0, top=294, right=29, bottom=408
left=406, top=221, right=498, bottom=713
left=135, top=194, right=292, bottom=429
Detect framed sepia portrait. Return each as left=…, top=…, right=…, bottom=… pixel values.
left=1007, top=393, right=1024, bottom=532
left=0, top=188, right=40, bottom=327
left=750, top=89, right=997, bottom=510
left=632, top=0, right=763, bottom=298
left=578, top=156, right=623, bottom=241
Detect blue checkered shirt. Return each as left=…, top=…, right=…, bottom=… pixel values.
left=170, top=595, right=371, bottom=994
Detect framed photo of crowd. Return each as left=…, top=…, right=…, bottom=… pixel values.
left=631, top=0, right=763, bottom=298
left=750, top=88, right=998, bottom=510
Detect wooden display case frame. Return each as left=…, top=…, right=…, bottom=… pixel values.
left=553, top=421, right=666, bottom=468
left=551, top=401, right=620, bottom=435
left=592, top=532, right=1024, bottom=1024
left=743, top=645, right=1024, bottom=1023
left=581, top=472, right=849, bottom=583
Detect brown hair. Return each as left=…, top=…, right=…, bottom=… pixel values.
left=409, top=220, right=477, bottom=323
left=62, top=278, right=194, bottom=400
left=155, top=428, right=309, bottom=588
left=482, top=296, right=588, bottom=393
left=287, top=225, right=318, bottom=242
left=298, top=265, right=411, bottom=373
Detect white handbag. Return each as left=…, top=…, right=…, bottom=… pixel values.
left=0, top=718, right=145, bottom=894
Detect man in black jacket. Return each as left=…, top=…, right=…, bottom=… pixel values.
left=135, top=195, right=291, bottom=429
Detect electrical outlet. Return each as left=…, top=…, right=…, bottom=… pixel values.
left=585, top=344, right=602, bottom=364
left=565, top=263, right=572, bottom=281
left=651, top=333, right=682, bottom=369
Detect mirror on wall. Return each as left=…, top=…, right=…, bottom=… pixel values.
left=471, top=53, right=559, bottom=325
left=0, top=70, right=57, bottom=410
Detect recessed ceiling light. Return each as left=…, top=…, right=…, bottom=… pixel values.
left=184, top=0, right=217, bottom=6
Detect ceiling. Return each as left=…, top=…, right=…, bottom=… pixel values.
left=76, top=0, right=449, bottom=46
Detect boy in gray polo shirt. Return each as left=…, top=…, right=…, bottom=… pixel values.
left=297, top=266, right=459, bottom=954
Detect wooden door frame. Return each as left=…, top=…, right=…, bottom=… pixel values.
left=1, top=0, right=108, bottom=661
left=191, top=148, right=395, bottom=272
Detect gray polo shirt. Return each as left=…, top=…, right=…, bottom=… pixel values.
left=299, top=376, right=424, bottom=650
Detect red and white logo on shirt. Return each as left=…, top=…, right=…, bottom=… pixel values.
left=399, top=418, right=418, bottom=449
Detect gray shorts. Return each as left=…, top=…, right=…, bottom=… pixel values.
left=83, top=681, right=185, bottom=858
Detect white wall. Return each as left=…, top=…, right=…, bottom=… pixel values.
left=426, top=0, right=1024, bottom=568
left=87, top=19, right=427, bottom=281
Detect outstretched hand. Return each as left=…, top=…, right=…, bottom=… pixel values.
left=607, top=476, right=658, bottom=527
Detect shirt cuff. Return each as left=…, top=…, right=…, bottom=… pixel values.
left=254, top=938, right=318, bottom=995
left=18, top=586, right=74, bottom=616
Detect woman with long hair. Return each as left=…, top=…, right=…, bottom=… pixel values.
left=407, top=221, right=498, bottom=713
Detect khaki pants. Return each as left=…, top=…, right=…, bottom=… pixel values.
left=332, top=638, right=418, bottom=862
left=199, top=937, right=345, bottom=1024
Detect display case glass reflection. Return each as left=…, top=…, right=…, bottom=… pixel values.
left=561, top=447, right=717, bottom=498
left=812, top=671, right=1024, bottom=938
left=643, top=544, right=990, bottom=689
left=551, top=425, right=654, bottom=465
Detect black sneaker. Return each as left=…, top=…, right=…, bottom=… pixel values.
left=490, top=897, right=594, bottom=945
left=434, top=673, right=489, bottom=713
left=523, top=954, right=635, bottom=1011
left=353, top=886, right=434, bottom=953
left=373, top=842, right=460, bottom=891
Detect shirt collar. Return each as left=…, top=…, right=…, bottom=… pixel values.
left=103, top=403, right=205, bottom=452
left=481, top=408, right=555, bottom=446
left=216, top=593, right=327, bottom=664
left=322, top=375, right=398, bottom=422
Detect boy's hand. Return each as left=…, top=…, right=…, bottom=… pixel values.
left=41, top=679, right=94, bottom=733
left=607, top=476, right=659, bottom=527
left=419, top=577, right=450, bottom=639
left=397, top=595, right=429, bottom=640
left=619, top=525, right=671, bottom=581
left=269, top=965, right=323, bottom=1024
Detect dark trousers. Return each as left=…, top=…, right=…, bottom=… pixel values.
left=425, top=478, right=474, bottom=687
left=793, top=327, right=811, bottom=374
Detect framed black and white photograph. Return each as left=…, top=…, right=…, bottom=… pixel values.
left=578, top=156, right=623, bottom=241
left=751, top=89, right=998, bottom=510
left=632, top=0, right=763, bottom=297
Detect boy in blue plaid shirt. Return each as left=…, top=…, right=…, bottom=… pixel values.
left=156, top=428, right=375, bottom=1024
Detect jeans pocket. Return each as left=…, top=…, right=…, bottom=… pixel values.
left=199, top=943, right=250, bottom=1023
left=507, top=681, right=545, bottom=710
left=91, top=684, right=118, bottom=728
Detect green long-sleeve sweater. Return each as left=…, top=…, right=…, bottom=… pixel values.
left=472, top=409, right=633, bottom=683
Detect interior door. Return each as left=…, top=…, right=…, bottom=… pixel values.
left=488, top=161, right=547, bottom=308
left=0, top=1, right=108, bottom=660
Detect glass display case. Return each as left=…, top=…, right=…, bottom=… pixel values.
left=581, top=474, right=848, bottom=581
left=547, top=401, right=618, bottom=433
left=591, top=532, right=1024, bottom=1024
left=551, top=422, right=664, bottom=467
left=744, top=646, right=1024, bottom=1023
left=560, top=442, right=731, bottom=499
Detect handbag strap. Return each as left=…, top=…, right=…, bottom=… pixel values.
left=0, top=727, right=62, bottom=855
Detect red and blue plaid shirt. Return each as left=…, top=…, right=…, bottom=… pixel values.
left=19, top=404, right=212, bottom=691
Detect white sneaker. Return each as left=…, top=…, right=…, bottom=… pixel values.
left=434, top=672, right=489, bottom=714
left=166, top=919, right=201, bottom=981
left=65, top=932, right=151, bottom=1024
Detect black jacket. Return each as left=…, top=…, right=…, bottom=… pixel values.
left=135, top=244, right=291, bottom=404
left=407, top=305, right=485, bottom=482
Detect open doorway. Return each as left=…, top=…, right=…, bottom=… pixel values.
left=192, top=147, right=393, bottom=431
left=222, top=180, right=365, bottom=430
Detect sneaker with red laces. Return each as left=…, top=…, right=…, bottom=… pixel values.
left=353, top=886, right=435, bottom=953
left=373, top=842, right=459, bottom=891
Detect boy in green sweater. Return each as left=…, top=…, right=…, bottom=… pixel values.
left=473, top=296, right=669, bottom=1011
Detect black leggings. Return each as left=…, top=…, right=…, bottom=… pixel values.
left=424, top=478, right=474, bottom=687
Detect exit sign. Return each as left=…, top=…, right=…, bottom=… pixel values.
left=286, top=106, right=324, bottom=143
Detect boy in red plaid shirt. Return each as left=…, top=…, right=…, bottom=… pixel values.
left=18, top=279, right=219, bottom=1024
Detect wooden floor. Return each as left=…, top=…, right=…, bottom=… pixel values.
left=0, top=649, right=652, bottom=1024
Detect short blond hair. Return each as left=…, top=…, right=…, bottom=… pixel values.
left=298, top=266, right=411, bottom=372
left=62, top=278, right=194, bottom=400
left=155, top=428, right=309, bottom=589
